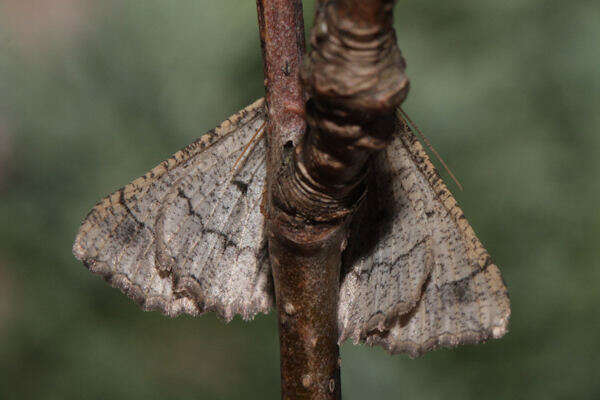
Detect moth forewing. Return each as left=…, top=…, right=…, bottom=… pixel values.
left=337, top=115, right=510, bottom=357
left=73, top=99, right=274, bottom=320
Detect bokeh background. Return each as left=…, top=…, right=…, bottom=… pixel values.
left=1, top=0, right=599, bottom=399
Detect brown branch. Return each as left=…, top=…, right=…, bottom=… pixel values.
left=273, top=0, right=409, bottom=222
left=256, top=1, right=339, bottom=399
left=258, top=1, right=407, bottom=399
left=299, top=0, right=408, bottom=191
left=256, top=0, right=306, bottom=182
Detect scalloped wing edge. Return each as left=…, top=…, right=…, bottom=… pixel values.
left=73, top=98, right=270, bottom=321
left=340, top=112, right=510, bottom=357
left=392, top=115, right=510, bottom=356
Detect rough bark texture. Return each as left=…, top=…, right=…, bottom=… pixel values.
left=299, top=0, right=408, bottom=192
left=258, top=0, right=408, bottom=398
left=257, top=1, right=340, bottom=399
left=256, top=0, right=306, bottom=179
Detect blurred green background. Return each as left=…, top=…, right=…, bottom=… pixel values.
left=1, top=0, right=599, bottom=399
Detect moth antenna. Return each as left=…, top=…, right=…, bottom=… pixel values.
left=398, top=107, right=464, bottom=191
left=231, top=120, right=266, bottom=178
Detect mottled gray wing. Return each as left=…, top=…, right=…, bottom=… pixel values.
left=338, top=113, right=510, bottom=357
left=73, top=99, right=273, bottom=321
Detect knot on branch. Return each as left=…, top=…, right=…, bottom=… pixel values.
left=302, top=1, right=409, bottom=114
left=271, top=145, right=366, bottom=224
left=292, top=0, right=409, bottom=194
left=268, top=0, right=410, bottom=243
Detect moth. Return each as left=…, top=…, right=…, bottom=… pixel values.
left=73, top=98, right=510, bottom=358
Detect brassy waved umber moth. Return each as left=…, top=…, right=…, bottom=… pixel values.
left=73, top=1, right=509, bottom=360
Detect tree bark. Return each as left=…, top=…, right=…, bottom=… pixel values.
left=256, top=1, right=339, bottom=399
left=257, top=1, right=408, bottom=399
left=256, top=0, right=306, bottom=177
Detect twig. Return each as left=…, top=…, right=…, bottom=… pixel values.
left=256, top=0, right=306, bottom=178
left=258, top=1, right=408, bottom=398
left=256, top=1, right=339, bottom=399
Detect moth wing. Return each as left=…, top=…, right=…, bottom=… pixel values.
left=73, top=99, right=273, bottom=321
left=338, top=114, right=510, bottom=357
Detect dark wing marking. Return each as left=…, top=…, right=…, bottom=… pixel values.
left=338, top=113, right=510, bottom=357
left=73, top=99, right=274, bottom=320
